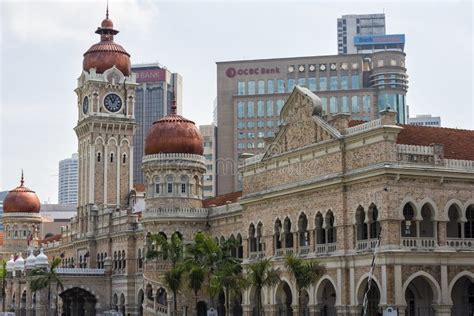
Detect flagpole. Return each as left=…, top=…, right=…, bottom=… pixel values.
left=362, top=226, right=382, bottom=316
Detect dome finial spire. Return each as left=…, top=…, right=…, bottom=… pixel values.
left=106, top=0, right=109, bottom=19
left=20, top=169, right=24, bottom=186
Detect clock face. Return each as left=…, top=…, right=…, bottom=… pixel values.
left=82, top=96, right=89, bottom=114
left=104, top=93, right=122, bottom=113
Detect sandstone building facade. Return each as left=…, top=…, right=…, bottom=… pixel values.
left=1, top=12, right=474, bottom=316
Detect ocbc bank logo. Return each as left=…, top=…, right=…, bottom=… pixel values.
left=226, top=67, right=237, bottom=78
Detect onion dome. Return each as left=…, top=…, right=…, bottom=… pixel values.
left=83, top=9, right=131, bottom=76
left=3, top=171, right=40, bottom=213
left=144, top=103, right=204, bottom=155
left=35, top=248, right=48, bottom=268
left=25, top=249, right=36, bottom=269
left=14, top=254, right=25, bottom=271
left=6, top=255, right=15, bottom=272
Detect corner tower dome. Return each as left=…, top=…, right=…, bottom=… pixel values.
left=3, top=171, right=40, bottom=213
left=82, top=7, right=131, bottom=76
left=144, top=102, right=204, bottom=155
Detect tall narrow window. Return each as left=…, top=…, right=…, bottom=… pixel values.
left=319, top=77, right=327, bottom=91
left=308, top=78, right=316, bottom=91
left=267, top=80, right=274, bottom=94
left=351, top=96, right=359, bottom=112
left=277, top=80, right=285, bottom=93
left=258, top=80, right=265, bottom=94
left=237, top=81, right=245, bottom=95
left=247, top=101, right=254, bottom=118
left=266, top=100, right=273, bottom=117
left=248, top=81, right=255, bottom=95
left=166, top=175, right=173, bottom=194
left=352, top=74, right=360, bottom=89
left=287, top=79, right=295, bottom=92
left=122, top=154, right=126, bottom=164
left=330, top=97, right=337, bottom=113
left=340, top=75, right=348, bottom=90
left=257, top=101, right=265, bottom=117
left=237, top=101, right=245, bottom=118
left=97, top=152, right=101, bottom=162
left=110, top=152, right=114, bottom=163
left=330, top=76, right=338, bottom=90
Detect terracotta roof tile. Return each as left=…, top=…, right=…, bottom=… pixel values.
left=203, top=191, right=242, bottom=208
left=348, top=120, right=474, bottom=160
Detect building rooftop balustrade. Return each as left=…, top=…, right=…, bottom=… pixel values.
left=143, top=207, right=208, bottom=219
left=56, top=268, right=105, bottom=275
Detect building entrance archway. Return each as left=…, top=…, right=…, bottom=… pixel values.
left=451, top=276, right=474, bottom=316
left=59, top=287, right=97, bottom=316
left=316, top=279, right=337, bottom=316
left=275, top=281, right=292, bottom=316
left=404, top=276, right=435, bottom=316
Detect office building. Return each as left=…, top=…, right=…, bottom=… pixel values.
left=408, top=114, right=441, bottom=127
left=131, top=63, right=183, bottom=185
left=58, top=154, right=78, bottom=205
left=338, top=13, right=405, bottom=55
left=216, top=51, right=408, bottom=194
left=200, top=124, right=217, bottom=198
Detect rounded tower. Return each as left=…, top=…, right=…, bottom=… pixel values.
left=141, top=100, right=207, bottom=238
left=2, top=172, right=42, bottom=256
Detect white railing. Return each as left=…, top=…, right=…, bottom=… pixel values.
left=56, top=268, right=105, bottom=275
left=445, top=159, right=474, bottom=170
left=249, top=251, right=265, bottom=260
left=299, top=245, right=311, bottom=256
left=446, top=238, right=474, bottom=250
left=156, top=303, right=168, bottom=315
left=275, top=249, right=284, bottom=257
left=144, top=207, right=208, bottom=219
left=143, top=152, right=206, bottom=163
left=345, top=118, right=382, bottom=134
left=397, top=144, right=433, bottom=155
left=316, top=243, right=337, bottom=255
left=356, top=238, right=379, bottom=251
left=401, top=237, right=437, bottom=249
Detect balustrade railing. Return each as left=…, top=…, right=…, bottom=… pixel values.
left=446, top=238, right=474, bottom=250
left=299, top=245, right=311, bottom=256
left=356, top=238, right=379, bottom=251
left=316, top=243, right=337, bottom=255
left=249, top=251, right=265, bottom=260
left=401, top=237, right=436, bottom=249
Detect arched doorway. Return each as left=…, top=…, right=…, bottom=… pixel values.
left=451, top=276, right=474, bottom=316
left=232, top=292, right=243, bottom=316
left=316, top=279, right=337, bottom=316
left=197, top=301, right=207, bottom=316
left=357, top=278, right=381, bottom=316
left=120, top=293, right=125, bottom=315
left=275, top=281, right=292, bottom=316
left=217, top=290, right=226, bottom=316
left=404, top=276, right=436, bottom=316
left=59, top=287, right=97, bottom=316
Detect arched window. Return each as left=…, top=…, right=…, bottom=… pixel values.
left=110, top=152, right=114, bottom=163
left=138, top=249, right=143, bottom=270
left=315, top=212, right=325, bottom=244
left=97, top=254, right=100, bottom=268
left=113, top=251, right=117, bottom=270
left=326, top=211, right=336, bottom=243
left=256, top=222, right=263, bottom=251
left=118, top=251, right=122, bottom=270
left=356, top=206, right=367, bottom=240
left=229, top=235, right=237, bottom=257
left=181, top=175, right=188, bottom=194
left=193, top=175, right=200, bottom=196
left=420, top=204, right=435, bottom=237
left=97, top=152, right=101, bottom=162
left=465, top=205, right=474, bottom=239
left=166, top=175, right=173, bottom=194
left=283, top=217, right=293, bottom=248
left=447, top=205, right=462, bottom=238
left=401, top=203, right=416, bottom=237
left=122, top=153, right=127, bottom=164
left=274, top=219, right=282, bottom=250
left=122, top=250, right=126, bottom=269
left=298, top=213, right=309, bottom=246
left=236, top=234, right=243, bottom=259
left=368, top=204, right=380, bottom=239
left=248, top=224, right=256, bottom=253
left=154, top=176, right=160, bottom=195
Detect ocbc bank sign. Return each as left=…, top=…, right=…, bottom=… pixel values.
left=225, top=67, right=280, bottom=78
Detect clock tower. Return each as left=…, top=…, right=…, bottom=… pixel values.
left=74, top=13, right=137, bottom=235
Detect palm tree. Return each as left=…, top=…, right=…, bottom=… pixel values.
left=0, top=260, right=6, bottom=312
left=246, top=258, right=281, bottom=316
left=212, top=260, right=248, bottom=316
left=186, top=263, right=205, bottom=314
left=185, top=232, right=221, bottom=307
left=284, top=254, right=325, bottom=315
left=30, top=257, right=63, bottom=316
left=147, top=232, right=184, bottom=315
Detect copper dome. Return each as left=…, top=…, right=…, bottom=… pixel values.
left=145, top=114, right=204, bottom=156
left=3, top=174, right=40, bottom=213
left=83, top=17, right=131, bottom=76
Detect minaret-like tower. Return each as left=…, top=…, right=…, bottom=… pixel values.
left=74, top=11, right=137, bottom=236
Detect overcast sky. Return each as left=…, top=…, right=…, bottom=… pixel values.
left=0, top=0, right=473, bottom=203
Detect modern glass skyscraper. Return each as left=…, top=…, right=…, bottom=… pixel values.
left=58, top=153, right=78, bottom=205
left=131, top=64, right=183, bottom=185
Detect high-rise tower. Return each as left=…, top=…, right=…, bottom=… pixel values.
left=74, top=12, right=137, bottom=235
